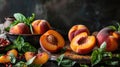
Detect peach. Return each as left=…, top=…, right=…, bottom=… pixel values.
left=0, top=55, right=10, bottom=63
left=24, top=52, right=35, bottom=61
left=70, top=32, right=96, bottom=54
left=40, top=30, right=65, bottom=52
left=7, top=49, right=18, bottom=57
left=33, top=52, right=49, bottom=64
left=9, top=23, right=31, bottom=34
left=68, top=25, right=90, bottom=42
left=96, top=27, right=120, bottom=52
left=32, top=20, right=51, bottom=34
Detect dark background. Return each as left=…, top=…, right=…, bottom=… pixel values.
left=0, top=0, right=120, bottom=36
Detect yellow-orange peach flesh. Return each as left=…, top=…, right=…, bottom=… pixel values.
left=68, top=25, right=89, bottom=41
left=70, top=32, right=96, bottom=54
left=40, top=30, right=65, bottom=52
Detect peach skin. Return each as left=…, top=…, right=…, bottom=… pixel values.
left=32, top=20, right=51, bottom=34
left=68, top=25, right=90, bottom=42
left=96, top=27, right=120, bottom=52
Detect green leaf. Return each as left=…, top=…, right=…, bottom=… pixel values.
left=0, top=54, right=4, bottom=57
left=14, top=61, right=27, bottom=67
left=91, top=50, right=102, bottom=66
left=100, top=42, right=106, bottom=50
left=5, top=36, right=37, bottom=53
left=9, top=53, right=16, bottom=63
left=56, top=54, right=76, bottom=67
left=26, top=56, right=36, bottom=65
left=14, top=13, right=27, bottom=23
left=105, top=61, right=119, bottom=65
left=108, top=26, right=117, bottom=31
left=80, top=64, right=89, bottom=67
left=57, top=54, right=64, bottom=66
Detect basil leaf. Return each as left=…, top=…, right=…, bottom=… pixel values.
left=22, top=42, right=37, bottom=52
left=80, top=64, right=89, bottom=67
left=108, top=26, right=117, bottom=31
left=14, top=61, right=27, bottom=67
left=57, top=54, right=64, bottom=66
left=9, top=53, right=16, bottom=63
left=91, top=50, right=102, bottom=66
left=100, top=42, right=106, bottom=51
left=14, top=13, right=27, bottom=23
left=26, top=56, right=36, bottom=65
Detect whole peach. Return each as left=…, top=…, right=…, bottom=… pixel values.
left=32, top=20, right=51, bottom=34
left=9, top=23, right=31, bottom=34
left=96, top=27, right=119, bottom=52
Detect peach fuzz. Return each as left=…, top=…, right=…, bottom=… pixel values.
left=40, top=30, right=65, bottom=52
left=96, top=27, right=119, bottom=52
left=9, top=23, right=31, bottom=34
left=32, top=20, right=51, bottom=34
left=70, top=32, right=96, bottom=54
left=68, top=25, right=90, bottom=42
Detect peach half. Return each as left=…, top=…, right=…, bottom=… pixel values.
left=0, top=55, right=10, bottom=63
left=33, top=52, right=49, bottom=64
left=96, top=27, right=120, bottom=52
left=24, top=52, right=49, bottom=64
left=70, top=32, right=96, bottom=54
left=68, top=25, right=90, bottom=42
left=7, top=49, right=18, bottom=57
left=32, top=20, right=51, bottom=34
left=40, top=30, right=65, bottom=52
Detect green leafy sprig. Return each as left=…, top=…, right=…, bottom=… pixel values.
left=5, top=36, right=37, bottom=53
left=56, top=54, right=76, bottom=67
left=91, top=42, right=112, bottom=66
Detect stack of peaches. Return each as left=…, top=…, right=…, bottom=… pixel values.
left=0, top=13, right=120, bottom=66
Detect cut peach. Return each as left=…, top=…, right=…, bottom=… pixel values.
left=7, top=49, right=18, bottom=57
left=68, top=25, right=90, bottom=41
left=70, top=32, right=96, bottom=54
left=0, top=55, right=10, bottom=63
left=33, top=52, right=49, bottom=64
left=40, top=30, right=65, bottom=52
left=32, top=20, right=51, bottom=34
left=24, top=52, right=35, bottom=61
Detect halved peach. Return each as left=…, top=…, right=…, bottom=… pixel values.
left=40, top=30, right=65, bottom=52
left=33, top=52, right=49, bottom=64
left=68, top=25, right=90, bottom=42
left=70, top=32, right=96, bottom=54
left=24, top=52, right=35, bottom=61
left=7, top=49, right=18, bottom=57
left=0, top=55, right=10, bottom=63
